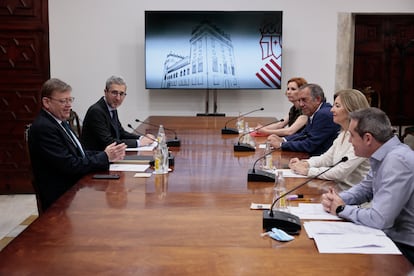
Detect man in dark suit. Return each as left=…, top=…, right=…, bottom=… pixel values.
left=29, top=78, right=127, bottom=211
left=268, top=83, right=340, bottom=156
left=81, top=75, right=154, bottom=151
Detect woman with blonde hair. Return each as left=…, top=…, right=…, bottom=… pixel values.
left=255, top=77, right=308, bottom=136
left=289, top=89, right=371, bottom=189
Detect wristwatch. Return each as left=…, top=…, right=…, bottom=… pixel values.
left=336, top=205, right=345, bottom=215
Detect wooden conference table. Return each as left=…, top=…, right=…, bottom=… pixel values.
left=0, top=116, right=412, bottom=275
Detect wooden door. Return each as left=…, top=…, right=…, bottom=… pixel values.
left=353, top=15, right=414, bottom=135
left=0, top=0, right=49, bottom=193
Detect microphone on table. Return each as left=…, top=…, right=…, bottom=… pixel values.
left=135, top=119, right=181, bottom=147
left=262, top=156, right=348, bottom=234
left=234, top=120, right=279, bottom=152
left=247, top=149, right=278, bottom=182
left=127, top=124, right=158, bottom=144
left=247, top=131, right=310, bottom=179
left=222, top=107, right=264, bottom=134
left=128, top=123, right=175, bottom=167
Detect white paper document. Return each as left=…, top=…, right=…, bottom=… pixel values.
left=260, top=168, right=307, bottom=178
left=110, top=164, right=150, bottom=172
left=250, top=203, right=271, bottom=210
left=250, top=203, right=341, bottom=221
left=304, top=221, right=401, bottom=254
left=275, top=169, right=308, bottom=178
left=125, top=142, right=157, bottom=152
left=289, top=203, right=342, bottom=220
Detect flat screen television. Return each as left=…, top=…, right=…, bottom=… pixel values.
left=145, top=11, right=283, bottom=90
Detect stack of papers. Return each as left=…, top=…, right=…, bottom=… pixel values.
left=289, top=203, right=342, bottom=220
left=275, top=169, right=308, bottom=178
left=125, top=142, right=157, bottom=152
left=258, top=168, right=308, bottom=178
left=110, top=164, right=150, bottom=172
left=113, top=155, right=154, bottom=164
left=251, top=203, right=341, bottom=220
left=304, top=221, right=401, bottom=254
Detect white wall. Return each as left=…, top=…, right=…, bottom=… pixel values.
left=48, top=0, right=414, bottom=127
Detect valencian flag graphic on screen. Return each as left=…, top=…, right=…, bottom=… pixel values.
left=256, top=24, right=282, bottom=88
left=145, top=11, right=283, bottom=90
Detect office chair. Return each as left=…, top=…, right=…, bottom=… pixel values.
left=402, top=126, right=414, bottom=144
left=361, top=86, right=381, bottom=108
left=68, top=109, right=82, bottom=138
left=24, top=124, right=43, bottom=215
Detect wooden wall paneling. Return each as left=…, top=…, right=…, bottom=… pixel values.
left=0, top=0, right=49, bottom=193
left=353, top=15, right=414, bottom=133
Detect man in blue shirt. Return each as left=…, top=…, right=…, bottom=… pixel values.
left=268, top=83, right=340, bottom=156
left=322, top=107, right=414, bottom=265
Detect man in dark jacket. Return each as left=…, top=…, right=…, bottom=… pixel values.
left=29, top=78, right=126, bottom=211
left=81, top=75, right=154, bottom=151
left=268, top=83, right=340, bottom=156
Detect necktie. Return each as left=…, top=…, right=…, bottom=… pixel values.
left=61, top=121, right=85, bottom=157
left=111, top=110, right=120, bottom=139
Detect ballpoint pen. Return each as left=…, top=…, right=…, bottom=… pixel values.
left=288, top=198, right=314, bottom=202
left=287, top=194, right=314, bottom=202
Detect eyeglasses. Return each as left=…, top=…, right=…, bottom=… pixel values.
left=109, top=90, right=127, bottom=97
left=48, top=97, right=75, bottom=105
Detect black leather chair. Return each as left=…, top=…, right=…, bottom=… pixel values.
left=68, top=109, right=81, bottom=138
left=24, top=124, right=43, bottom=215
left=402, top=126, right=414, bottom=142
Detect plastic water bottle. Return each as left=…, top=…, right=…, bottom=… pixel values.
left=160, top=143, right=169, bottom=173
left=157, top=125, right=166, bottom=146
left=154, top=143, right=169, bottom=174
left=154, top=125, right=169, bottom=174
left=242, top=122, right=255, bottom=147
left=236, top=112, right=244, bottom=133
left=154, top=145, right=163, bottom=173
left=273, top=171, right=287, bottom=211
left=264, top=141, right=273, bottom=170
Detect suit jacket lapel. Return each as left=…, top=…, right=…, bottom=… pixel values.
left=41, top=110, right=83, bottom=157
left=98, top=97, right=120, bottom=139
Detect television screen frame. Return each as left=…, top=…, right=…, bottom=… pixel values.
left=145, top=11, right=283, bottom=90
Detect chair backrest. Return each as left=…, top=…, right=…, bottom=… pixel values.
left=361, top=86, right=381, bottom=108
left=25, top=124, right=43, bottom=215
left=68, top=109, right=82, bottom=137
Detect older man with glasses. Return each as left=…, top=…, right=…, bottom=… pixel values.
left=28, top=78, right=127, bottom=211
left=81, top=75, right=155, bottom=151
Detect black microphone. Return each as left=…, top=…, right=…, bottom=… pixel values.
left=233, top=120, right=279, bottom=152
left=135, top=119, right=181, bottom=147
left=222, top=107, right=264, bottom=134
left=246, top=131, right=310, bottom=181
left=247, top=149, right=277, bottom=182
left=128, top=124, right=175, bottom=167
left=263, top=156, right=349, bottom=234
left=127, top=124, right=158, bottom=143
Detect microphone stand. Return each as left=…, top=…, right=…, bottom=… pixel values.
left=127, top=124, right=157, bottom=143
left=128, top=124, right=175, bottom=167
left=135, top=119, right=181, bottom=147
left=262, top=157, right=348, bottom=234
left=247, top=150, right=277, bottom=182
left=233, top=119, right=279, bottom=152
left=221, top=107, right=264, bottom=134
